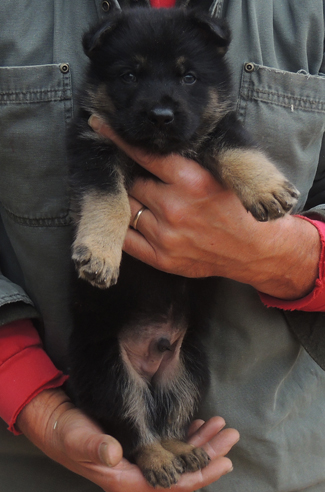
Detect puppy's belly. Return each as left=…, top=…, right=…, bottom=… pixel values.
left=119, top=321, right=186, bottom=383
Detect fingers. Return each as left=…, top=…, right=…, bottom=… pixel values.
left=125, top=198, right=173, bottom=271
left=88, top=115, right=203, bottom=185
left=202, top=427, right=240, bottom=461
left=175, top=422, right=239, bottom=491
left=176, top=456, right=234, bottom=492
left=187, top=417, right=226, bottom=446
left=186, top=419, right=206, bottom=439
left=174, top=417, right=239, bottom=491
left=187, top=417, right=239, bottom=464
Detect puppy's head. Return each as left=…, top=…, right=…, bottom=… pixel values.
left=83, top=8, right=232, bottom=154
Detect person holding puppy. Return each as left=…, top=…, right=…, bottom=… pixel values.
left=0, top=1, right=325, bottom=492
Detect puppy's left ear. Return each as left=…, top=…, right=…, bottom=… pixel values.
left=83, top=13, right=123, bottom=58
left=190, top=12, right=231, bottom=55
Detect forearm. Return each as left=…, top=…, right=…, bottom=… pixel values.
left=231, top=214, right=321, bottom=301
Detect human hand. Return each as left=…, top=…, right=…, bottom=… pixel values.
left=88, top=116, right=321, bottom=300
left=17, top=388, right=238, bottom=492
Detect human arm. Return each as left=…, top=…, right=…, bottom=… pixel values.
left=0, top=317, right=237, bottom=491
left=88, top=116, right=322, bottom=304
left=16, top=387, right=238, bottom=492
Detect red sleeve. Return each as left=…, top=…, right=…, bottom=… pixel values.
left=0, top=319, right=68, bottom=435
left=150, top=0, right=176, bottom=8
left=259, top=216, right=325, bottom=312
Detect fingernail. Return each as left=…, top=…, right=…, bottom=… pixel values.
left=99, top=442, right=112, bottom=467
left=88, top=115, right=102, bottom=132
left=226, top=466, right=234, bottom=474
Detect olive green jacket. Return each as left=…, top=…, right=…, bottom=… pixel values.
left=0, top=1, right=325, bottom=491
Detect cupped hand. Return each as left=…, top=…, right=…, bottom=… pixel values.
left=17, top=389, right=239, bottom=492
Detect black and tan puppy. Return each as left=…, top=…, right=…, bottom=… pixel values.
left=68, top=7, right=299, bottom=488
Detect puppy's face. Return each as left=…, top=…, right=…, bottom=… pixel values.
left=83, top=8, right=232, bottom=154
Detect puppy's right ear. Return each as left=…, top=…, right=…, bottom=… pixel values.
left=83, top=14, right=122, bottom=58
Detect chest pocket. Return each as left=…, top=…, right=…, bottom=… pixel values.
left=0, top=64, right=72, bottom=224
left=237, top=63, right=325, bottom=211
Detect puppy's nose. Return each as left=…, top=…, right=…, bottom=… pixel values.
left=148, top=107, right=174, bottom=126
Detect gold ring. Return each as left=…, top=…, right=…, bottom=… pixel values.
left=132, top=206, right=146, bottom=230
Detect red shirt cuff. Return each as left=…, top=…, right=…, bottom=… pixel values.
left=259, top=216, right=325, bottom=312
left=0, top=319, right=68, bottom=435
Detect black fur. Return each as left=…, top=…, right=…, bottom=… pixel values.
left=67, top=7, right=299, bottom=488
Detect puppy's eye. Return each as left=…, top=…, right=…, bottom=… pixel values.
left=182, top=72, right=197, bottom=85
left=120, top=72, right=137, bottom=84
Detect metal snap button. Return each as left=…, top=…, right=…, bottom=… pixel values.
left=244, top=62, right=255, bottom=73
left=59, top=63, right=70, bottom=74
left=101, top=1, right=110, bottom=11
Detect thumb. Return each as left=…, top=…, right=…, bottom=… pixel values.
left=98, top=436, right=124, bottom=467
left=73, top=432, right=123, bottom=467
left=58, top=410, right=124, bottom=467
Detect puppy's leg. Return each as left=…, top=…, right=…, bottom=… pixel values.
left=120, top=351, right=186, bottom=488
left=217, top=148, right=300, bottom=221
left=72, top=170, right=131, bottom=288
left=155, top=354, right=210, bottom=475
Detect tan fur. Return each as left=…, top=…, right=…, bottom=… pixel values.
left=83, top=83, right=116, bottom=116
left=216, top=148, right=299, bottom=220
left=134, top=442, right=184, bottom=488
left=72, top=172, right=131, bottom=288
left=175, top=55, right=186, bottom=72
left=161, top=439, right=210, bottom=472
left=203, top=87, right=233, bottom=125
left=133, top=54, right=148, bottom=67
left=118, top=354, right=157, bottom=446
left=184, top=88, right=235, bottom=156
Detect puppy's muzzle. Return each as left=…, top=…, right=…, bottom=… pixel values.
left=148, top=107, right=174, bottom=127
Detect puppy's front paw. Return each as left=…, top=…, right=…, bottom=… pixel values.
left=246, top=178, right=300, bottom=222
left=72, top=244, right=120, bottom=289
left=218, top=149, right=300, bottom=222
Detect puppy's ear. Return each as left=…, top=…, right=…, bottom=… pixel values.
left=190, top=12, right=231, bottom=55
left=83, top=14, right=123, bottom=58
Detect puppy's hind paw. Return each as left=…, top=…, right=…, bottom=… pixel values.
left=179, top=446, right=210, bottom=472
left=135, top=443, right=185, bottom=488
left=142, top=457, right=184, bottom=488
left=161, top=440, right=210, bottom=473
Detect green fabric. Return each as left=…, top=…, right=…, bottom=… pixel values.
left=0, top=1, right=325, bottom=490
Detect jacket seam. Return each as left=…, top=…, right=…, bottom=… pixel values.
left=0, top=294, right=33, bottom=307
left=1, top=206, right=72, bottom=227
left=241, top=88, right=325, bottom=113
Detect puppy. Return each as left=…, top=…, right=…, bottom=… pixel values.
left=67, top=7, right=299, bottom=488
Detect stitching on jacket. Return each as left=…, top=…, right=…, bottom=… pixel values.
left=0, top=89, right=71, bottom=104
left=1, top=206, right=72, bottom=227
left=241, top=87, right=325, bottom=113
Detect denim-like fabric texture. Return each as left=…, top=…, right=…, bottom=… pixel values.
left=0, top=1, right=325, bottom=491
